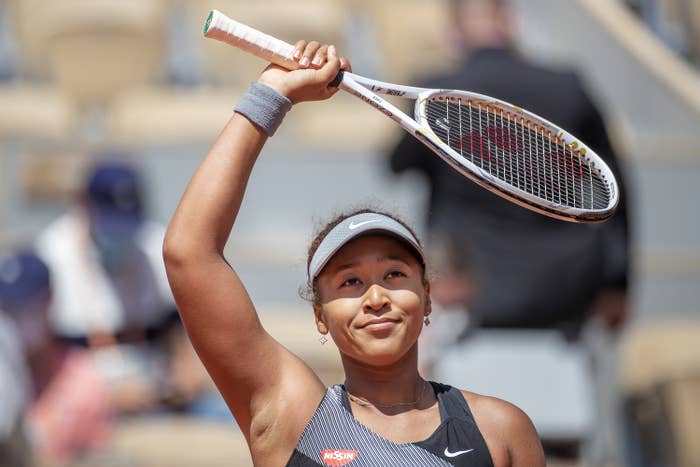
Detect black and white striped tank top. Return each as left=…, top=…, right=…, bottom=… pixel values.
left=286, top=382, right=494, bottom=466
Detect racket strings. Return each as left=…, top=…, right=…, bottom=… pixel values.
left=425, top=99, right=610, bottom=210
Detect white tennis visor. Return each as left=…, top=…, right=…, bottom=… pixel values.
left=308, top=212, right=426, bottom=280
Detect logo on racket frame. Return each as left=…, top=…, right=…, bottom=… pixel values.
left=358, top=94, right=394, bottom=118
left=369, top=85, right=406, bottom=97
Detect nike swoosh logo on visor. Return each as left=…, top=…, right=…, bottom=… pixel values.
left=348, top=219, right=380, bottom=230
left=444, top=447, right=474, bottom=457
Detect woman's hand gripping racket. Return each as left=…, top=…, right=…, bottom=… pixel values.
left=203, top=10, right=619, bottom=223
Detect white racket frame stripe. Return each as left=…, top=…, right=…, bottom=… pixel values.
left=204, top=10, right=618, bottom=223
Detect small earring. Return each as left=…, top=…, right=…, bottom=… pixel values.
left=424, top=316, right=431, bottom=326
left=319, top=335, right=328, bottom=345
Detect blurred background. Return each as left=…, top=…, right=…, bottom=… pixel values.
left=0, top=0, right=699, bottom=466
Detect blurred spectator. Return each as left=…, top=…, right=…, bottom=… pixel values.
left=34, top=160, right=210, bottom=415
left=390, top=0, right=630, bottom=340
left=0, top=249, right=111, bottom=465
left=388, top=0, right=631, bottom=462
left=0, top=306, right=31, bottom=467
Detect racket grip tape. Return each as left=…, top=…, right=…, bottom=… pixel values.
left=205, top=10, right=345, bottom=89
left=204, top=10, right=300, bottom=71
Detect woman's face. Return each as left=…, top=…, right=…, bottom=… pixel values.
left=314, top=234, right=430, bottom=367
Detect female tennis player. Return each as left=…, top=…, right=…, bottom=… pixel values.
left=163, top=41, right=545, bottom=467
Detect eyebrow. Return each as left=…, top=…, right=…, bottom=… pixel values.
left=329, top=255, right=411, bottom=275
left=331, top=261, right=359, bottom=274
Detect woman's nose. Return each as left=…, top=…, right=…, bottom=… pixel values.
left=363, top=284, right=390, bottom=312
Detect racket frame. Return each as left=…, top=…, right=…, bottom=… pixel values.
left=338, top=73, right=617, bottom=223
left=204, top=9, right=619, bottom=223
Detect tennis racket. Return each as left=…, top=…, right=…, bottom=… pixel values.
left=203, top=10, right=619, bottom=223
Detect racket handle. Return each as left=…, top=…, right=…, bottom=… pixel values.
left=203, top=10, right=300, bottom=71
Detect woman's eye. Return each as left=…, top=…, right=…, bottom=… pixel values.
left=386, top=270, right=406, bottom=279
left=341, top=278, right=361, bottom=287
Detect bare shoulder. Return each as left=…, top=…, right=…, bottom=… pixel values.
left=461, top=390, right=533, bottom=433
left=460, top=390, right=546, bottom=467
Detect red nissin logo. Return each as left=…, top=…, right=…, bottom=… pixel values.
left=320, top=449, right=358, bottom=466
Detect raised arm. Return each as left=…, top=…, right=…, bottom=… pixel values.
left=163, top=44, right=344, bottom=448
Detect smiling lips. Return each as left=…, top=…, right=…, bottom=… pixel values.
left=360, top=317, right=400, bottom=331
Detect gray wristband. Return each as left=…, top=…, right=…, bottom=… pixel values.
left=234, top=82, right=292, bottom=136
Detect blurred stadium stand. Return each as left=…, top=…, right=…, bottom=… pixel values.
left=623, top=0, right=700, bottom=65
left=1, top=0, right=699, bottom=465
left=621, top=322, right=700, bottom=467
